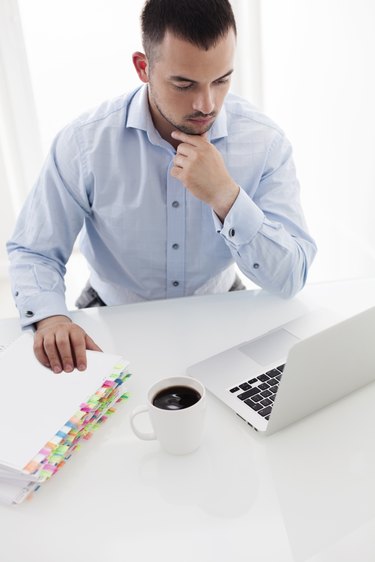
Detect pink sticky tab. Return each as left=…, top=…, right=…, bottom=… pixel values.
left=44, top=464, right=58, bottom=474
left=39, top=447, right=51, bottom=456
left=80, top=404, right=92, bottom=413
left=102, top=380, right=115, bottom=388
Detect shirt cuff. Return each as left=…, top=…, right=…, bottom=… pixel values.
left=212, top=186, right=264, bottom=247
left=17, top=291, right=71, bottom=329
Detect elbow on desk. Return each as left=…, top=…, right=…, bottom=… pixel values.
left=257, top=245, right=316, bottom=300
left=274, top=250, right=315, bottom=299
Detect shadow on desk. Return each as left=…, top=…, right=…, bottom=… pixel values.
left=263, top=382, right=375, bottom=561
left=135, top=402, right=260, bottom=519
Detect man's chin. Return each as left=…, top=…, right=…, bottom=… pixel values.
left=177, top=121, right=214, bottom=136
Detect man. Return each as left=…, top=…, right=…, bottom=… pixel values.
left=7, top=0, right=316, bottom=373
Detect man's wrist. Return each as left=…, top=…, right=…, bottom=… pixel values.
left=212, top=182, right=240, bottom=222
left=36, top=315, right=72, bottom=330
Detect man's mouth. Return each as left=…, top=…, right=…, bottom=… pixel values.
left=186, top=115, right=215, bottom=125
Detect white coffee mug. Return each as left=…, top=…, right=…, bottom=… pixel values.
left=130, top=376, right=206, bottom=455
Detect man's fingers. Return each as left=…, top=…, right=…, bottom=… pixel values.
left=85, top=334, right=102, bottom=352
left=173, top=154, right=186, bottom=169
left=42, top=333, right=63, bottom=373
left=170, top=165, right=182, bottom=178
left=171, top=130, right=209, bottom=146
left=69, top=327, right=88, bottom=371
left=55, top=329, right=76, bottom=372
left=33, top=332, right=51, bottom=368
left=34, top=319, right=101, bottom=373
left=176, top=143, right=193, bottom=157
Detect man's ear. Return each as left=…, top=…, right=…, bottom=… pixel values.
left=132, top=52, right=149, bottom=83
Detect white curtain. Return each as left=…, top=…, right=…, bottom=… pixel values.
left=231, top=0, right=263, bottom=108
left=260, top=0, right=375, bottom=281
left=0, top=0, right=42, bottom=279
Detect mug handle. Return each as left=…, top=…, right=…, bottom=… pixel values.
left=130, top=405, right=157, bottom=440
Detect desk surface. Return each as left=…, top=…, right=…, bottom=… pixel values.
left=1, top=278, right=375, bottom=562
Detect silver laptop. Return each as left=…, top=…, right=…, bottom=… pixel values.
left=187, top=306, right=375, bottom=435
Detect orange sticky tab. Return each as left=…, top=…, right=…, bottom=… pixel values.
left=23, top=461, right=39, bottom=473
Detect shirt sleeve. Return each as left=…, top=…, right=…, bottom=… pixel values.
left=212, top=132, right=317, bottom=298
left=6, top=124, right=91, bottom=327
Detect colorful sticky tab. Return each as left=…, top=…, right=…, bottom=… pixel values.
left=20, top=361, right=131, bottom=500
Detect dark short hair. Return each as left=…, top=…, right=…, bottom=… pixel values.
left=141, top=0, right=237, bottom=62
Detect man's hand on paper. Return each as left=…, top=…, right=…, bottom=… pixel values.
left=34, top=315, right=102, bottom=373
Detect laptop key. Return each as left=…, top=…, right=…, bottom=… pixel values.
left=252, top=394, right=263, bottom=402
left=259, top=405, right=272, bottom=417
left=277, top=364, right=285, bottom=372
left=258, top=374, right=268, bottom=382
left=245, top=399, right=262, bottom=411
left=261, top=398, right=272, bottom=407
left=229, top=386, right=240, bottom=393
left=248, top=378, right=258, bottom=384
left=266, top=369, right=280, bottom=378
left=237, top=387, right=261, bottom=400
left=268, top=378, right=279, bottom=386
left=270, top=386, right=278, bottom=394
left=261, top=389, right=272, bottom=398
left=239, top=382, right=251, bottom=391
left=259, top=383, right=269, bottom=391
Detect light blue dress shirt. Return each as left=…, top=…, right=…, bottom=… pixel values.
left=7, top=85, right=316, bottom=327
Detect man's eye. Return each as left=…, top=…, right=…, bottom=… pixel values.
left=215, top=79, right=229, bottom=86
left=174, top=83, right=194, bottom=91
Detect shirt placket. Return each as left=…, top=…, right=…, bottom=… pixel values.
left=166, top=160, right=186, bottom=297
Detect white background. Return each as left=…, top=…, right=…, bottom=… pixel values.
left=1, top=0, right=375, bottom=317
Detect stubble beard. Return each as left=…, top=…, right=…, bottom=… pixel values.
left=151, top=89, right=216, bottom=136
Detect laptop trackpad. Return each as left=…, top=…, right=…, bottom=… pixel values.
left=239, top=329, right=300, bottom=366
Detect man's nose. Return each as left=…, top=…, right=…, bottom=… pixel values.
left=192, top=88, right=214, bottom=115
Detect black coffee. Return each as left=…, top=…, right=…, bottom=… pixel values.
left=152, top=385, right=201, bottom=411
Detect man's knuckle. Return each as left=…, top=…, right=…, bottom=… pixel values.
left=33, top=336, right=42, bottom=350
left=43, top=337, right=55, bottom=351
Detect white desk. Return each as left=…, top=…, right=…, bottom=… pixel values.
left=1, top=278, right=375, bottom=562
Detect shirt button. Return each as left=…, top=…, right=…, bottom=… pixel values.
left=253, top=263, right=260, bottom=269
left=172, top=201, right=180, bottom=208
left=229, top=228, right=235, bottom=237
left=172, top=243, right=179, bottom=250
left=172, top=281, right=179, bottom=287
left=25, top=310, right=34, bottom=318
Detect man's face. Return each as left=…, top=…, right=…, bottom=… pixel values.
left=145, top=30, right=236, bottom=140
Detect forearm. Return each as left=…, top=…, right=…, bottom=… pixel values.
left=213, top=187, right=317, bottom=298
left=7, top=248, right=70, bottom=327
left=231, top=226, right=315, bottom=298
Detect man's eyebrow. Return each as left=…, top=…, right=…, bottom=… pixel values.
left=169, top=69, right=234, bottom=83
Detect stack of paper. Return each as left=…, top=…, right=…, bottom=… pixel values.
left=0, top=332, right=131, bottom=505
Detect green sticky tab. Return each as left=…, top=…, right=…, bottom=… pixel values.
left=39, top=469, right=52, bottom=480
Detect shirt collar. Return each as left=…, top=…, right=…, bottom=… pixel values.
left=126, top=85, right=152, bottom=132
left=126, top=84, right=228, bottom=142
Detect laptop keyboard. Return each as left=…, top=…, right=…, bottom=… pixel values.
left=229, top=364, right=285, bottom=421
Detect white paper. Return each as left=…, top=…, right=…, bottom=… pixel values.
left=0, top=332, right=127, bottom=470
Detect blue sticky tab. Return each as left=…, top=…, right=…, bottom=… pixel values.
left=56, top=430, right=67, bottom=438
